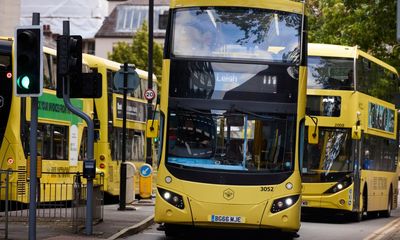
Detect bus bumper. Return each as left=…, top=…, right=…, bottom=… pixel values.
left=155, top=189, right=301, bottom=232
left=302, top=187, right=354, bottom=211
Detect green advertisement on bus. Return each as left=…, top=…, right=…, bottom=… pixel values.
left=38, top=93, right=83, bottom=125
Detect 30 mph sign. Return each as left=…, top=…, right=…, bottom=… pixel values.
left=144, top=89, right=156, bottom=100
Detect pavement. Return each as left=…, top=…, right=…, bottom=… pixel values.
left=4, top=199, right=155, bottom=240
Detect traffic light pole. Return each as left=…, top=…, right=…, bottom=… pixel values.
left=118, top=62, right=128, bottom=210
left=61, top=21, right=94, bottom=235
left=28, top=12, right=40, bottom=240
left=146, top=0, right=154, bottom=166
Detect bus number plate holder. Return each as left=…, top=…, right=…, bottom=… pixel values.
left=210, top=215, right=245, bottom=223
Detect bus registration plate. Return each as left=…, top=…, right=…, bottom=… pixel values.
left=210, top=215, right=245, bottom=223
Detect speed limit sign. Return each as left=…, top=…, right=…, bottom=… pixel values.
left=144, top=89, right=156, bottom=100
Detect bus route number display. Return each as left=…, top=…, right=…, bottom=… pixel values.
left=144, top=89, right=156, bottom=101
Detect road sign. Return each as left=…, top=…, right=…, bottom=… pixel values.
left=113, top=67, right=140, bottom=91
left=144, top=89, right=156, bottom=100
left=139, top=163, right=153, bottom=199
left=139, top=164, right=152, bottom=177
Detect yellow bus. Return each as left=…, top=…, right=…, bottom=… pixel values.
left=302, top=43, right=399, bottom=221
left=0, top=36, right=157, bottom=204
left=82, top=54, right=158, bottom=200
left=0, top=36, right=92, bottom=203
left=153, top=0, right=307, bottom=236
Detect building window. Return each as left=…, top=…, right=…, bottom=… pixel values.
left=116, top=5, right=169, bottom=32
left=83, top=40, right=95, bottom=55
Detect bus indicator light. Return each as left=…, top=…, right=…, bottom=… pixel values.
left=7, top=157, right=14, bottom=165
left=165, top=176, right=172, bottom=183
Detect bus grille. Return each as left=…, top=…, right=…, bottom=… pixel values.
left=17, top=166, right=26, bottom=195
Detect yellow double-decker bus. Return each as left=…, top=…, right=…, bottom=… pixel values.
left=154, top=0, right=307, bottom=236
left=83, top=54, right=158, bottom=200
left=302, top=43, right=399, bottom=221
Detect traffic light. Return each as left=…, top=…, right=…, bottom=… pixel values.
left=56, top=35, right=101, bottom=99
left=56, top=35, right=82, bottom=97
left=14, top=25, right=43, bottom=97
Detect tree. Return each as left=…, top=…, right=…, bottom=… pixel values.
left=307, top=0, right=400, bottom=69
left=108, top=21, right=163, bottom=82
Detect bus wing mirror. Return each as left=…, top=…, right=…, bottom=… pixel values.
left=308, top=126, right=319, bottom=144
left=146, top=120, right=159, bottom=138
left=352, top=126, right=361, bottom=140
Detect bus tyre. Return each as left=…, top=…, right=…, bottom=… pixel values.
left=352, top=211, right=363, bottom=222
left=381, top=188, right=392, bottom=218
left=353, top=187, right=367, bottom=222
left=164, top=224, right=179, bottom=238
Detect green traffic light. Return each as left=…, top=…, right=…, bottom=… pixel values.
left=17, top=75, right=31, bottom=89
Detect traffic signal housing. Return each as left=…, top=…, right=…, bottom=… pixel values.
left=14, top=25, right=43, bottom=97
left=56, top=35, right=101, bottom=98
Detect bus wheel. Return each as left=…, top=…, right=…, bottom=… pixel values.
left=381, top=188, right=392, bottom=218
left=164, top=224, right=179, bottom=238
left=352, top=211, right=363, bottom=222
left=353, top=187, right=367, bottom=222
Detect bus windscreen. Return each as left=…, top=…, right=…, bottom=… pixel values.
left=171, top=7, right=301, bottom=63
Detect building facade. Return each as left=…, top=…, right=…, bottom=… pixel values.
left=95, top=0, right=169, bottom=59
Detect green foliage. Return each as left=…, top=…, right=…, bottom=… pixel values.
left=307, top=0, right=400, bottom=69
left=108, top=21, right=163, bottom=81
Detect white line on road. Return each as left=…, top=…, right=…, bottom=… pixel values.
left=364, top=217, right=400, bottom=240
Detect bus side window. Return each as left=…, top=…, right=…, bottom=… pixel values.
left=51, top=55, right=58, bottom=89
left=43, top=53, right=53, bottom=89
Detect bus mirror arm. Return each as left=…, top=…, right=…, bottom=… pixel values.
left=306, top=115, right=319, bottom=144
left=352, top=113, right=361, bottom=140
left=352, top=125, right=361, bottom=140
left=146, top=97, right=160, bottom=138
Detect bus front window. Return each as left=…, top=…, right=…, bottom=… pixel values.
left=307, top=56, right=354, bottom=90
left=302, top=128, right=353, bottom=182
left=167, top=110, right=295, bottom=173
left=172, top=7, right=301, bottom=63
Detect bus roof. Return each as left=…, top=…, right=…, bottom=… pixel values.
left=309, top=43, right=398, bottom=75
left=83, top=53, right=157, bottom=81
left=0, top=35, right=157, bottom=79
left=169, top=0, right=304, bottom=14
left=308, top=43, right=356, bottom=58
left=0, top=36, right=13, bottom=42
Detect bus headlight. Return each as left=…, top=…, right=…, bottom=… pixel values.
left=158, top=188, right=185, bottom=209
left=271, top=195, right=300, bottom=213
left=324, top=176, right=352, bottom=194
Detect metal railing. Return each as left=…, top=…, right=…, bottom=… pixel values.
left=0, top=170, right=11, bottom=239
left=72, top=173, right=104, bottom=233
left=0, top=170, right=104, bottom=238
